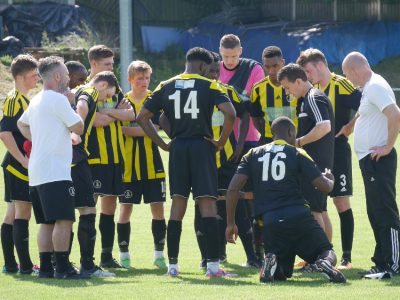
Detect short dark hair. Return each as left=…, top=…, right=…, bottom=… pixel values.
left=186, top=47, right=213, bottom=65
left=220, top=34, right=241, bottom=49
left=262, top=46, right=282, bottom=59
left=38, top=56, right=64, bottom=80
left=66, top=61, right=87, bottom=74
left=277, top=63, right=307, bottom=83
left=296, top=48, right=327, bottom=67
left=271, top=116, right=295, bottom=137
left=91, top=71, right=118, bottom=88
left=210, top=51, right=221, bottom=63
left=10, top=54, right=38, bottom=79
left=88, top=45, right=114, bottom=62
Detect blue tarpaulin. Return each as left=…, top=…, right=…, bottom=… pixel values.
left=142, top=21, right=400, bottom=66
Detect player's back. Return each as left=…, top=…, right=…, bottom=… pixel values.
left=145, top=74, right=229, bottom=139
left=239, top=140, right=315, bottom=216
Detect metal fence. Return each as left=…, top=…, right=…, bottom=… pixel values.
left=262, top=0, right=400, bottom=21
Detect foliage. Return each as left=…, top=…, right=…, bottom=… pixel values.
left=0, top=55, right=13, bottom=67
left=41, top=22, right=99, bottom=51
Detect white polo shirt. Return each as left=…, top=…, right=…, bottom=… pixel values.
left=354, top=73, right=396, bottom=160
left=19, top=90, right=82, bottom=186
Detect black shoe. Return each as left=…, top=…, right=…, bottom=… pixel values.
left=199, top=259, right=207, bottom=269
left=245, top=259, right=263, bottom=269
left=315, top=259, right=346, bottom=283
left=219, top=254, right=227, bottom=263
left=19, top=264, right=39, bottom=275
left=359, top=266, right=395, bottom=279
left=55, top=263, right=89, bottom=279
left=100, top=258, right=124, bottom=269
left=38, top=269, right=54, bottom=279
left=359, top=266, right=386, bottom=277
left=2, top=264, right=18, bottom=274
left=259, top=253, right=277, bottom=283
left=80, top=265, right=115, bottom=278
left=294, top=263, right=319, bottom=273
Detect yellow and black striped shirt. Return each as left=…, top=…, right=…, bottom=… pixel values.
left=72, top=85, right=99, bottom=164
left=87, top=88, right=126, bottom=165
left=212, top=82, right=245, bottom=168
left=316, top=73, right=361, bottom=136
left=0, top=89, right=29, bottom=181
left=250, top=76, right=298, bottom=138
left=122, top=91, right=165, bottom=182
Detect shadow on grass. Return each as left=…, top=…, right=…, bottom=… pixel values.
left=9, top=272, right=136, bottom=288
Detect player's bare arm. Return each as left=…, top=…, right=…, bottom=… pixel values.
left=101, top=99, right=135, bottom=122
left=68, top=119, right=84, bottom=136
left=122, top=123, right=160, bottom=137
left=137, top=107, right=170, bottom=151
left=230, top=111, right=249, bottom=162
left=296, top=121, right=331, bottom=147
left=158, top=112, right=171, bottom=138
left=336, top=113, right=359, bottom=138
left=312, top=168, right=335, bottom=194
left=17, top=120, right=32, bottom=141
left=252, top=116, right=265, bottom=137
left=225, top=173, right=248, bottom=243
left=70, top=98, right=89, bottom=145
left=93, top=112, right=116, bottom=127
left=0, top=131, right=29, bottom=169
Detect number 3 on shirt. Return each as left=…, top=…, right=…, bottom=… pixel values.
left=169, top=90, right=199, bottom=119
left=258, top=152, right=287, bottom=181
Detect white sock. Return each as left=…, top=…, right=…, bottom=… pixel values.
left=154, top=250, right=164, bottom=259
left=120, top=252, right=130, bottom=259
left=168, top=263, right=179, bottom=272
left=207, top=261, right=219, bottom=273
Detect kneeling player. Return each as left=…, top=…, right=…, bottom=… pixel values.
left=226, top=117, right=346, bottom=283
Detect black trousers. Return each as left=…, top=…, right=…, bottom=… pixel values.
left=359, top=149, right=400, bottom=272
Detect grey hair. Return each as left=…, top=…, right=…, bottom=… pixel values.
left=38, top=56, right=65, bottom=81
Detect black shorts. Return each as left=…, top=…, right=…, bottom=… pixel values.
left=3, top=168, right=30, bottom=203
left=330, top=138, right=353, bottom=197
left=301, top=150, right=331, bottom=212
left=119, top=179, right=166, bottom=204
left=90, top=163, right=124, bottom=196
left=71, top=160, right=95, bottom=208
left=169, top=137, right=217, bottom=199
left=263, top=210, right=332, bottom=278
left=30, top=181, right=76, bottom=224
left=218, top=160, right=237, bottom=190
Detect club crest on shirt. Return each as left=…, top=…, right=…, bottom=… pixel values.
left=69, top=187, right=76, bottom=197
left=93, top=180, right=102, bottom=189
left=124, top=190, right=133, bottom=199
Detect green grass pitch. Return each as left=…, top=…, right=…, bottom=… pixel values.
left=0, top=137, right=399, bottom=299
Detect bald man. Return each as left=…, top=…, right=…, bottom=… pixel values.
left=342, top=52, right=400, bottom=279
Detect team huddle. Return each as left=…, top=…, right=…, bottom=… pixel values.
left=1, top=33, right=400, bottom=282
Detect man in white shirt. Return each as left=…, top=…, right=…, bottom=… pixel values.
left=342, top=52, right=400, bottom=279
left=18, top=56, right=84, bottom=279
